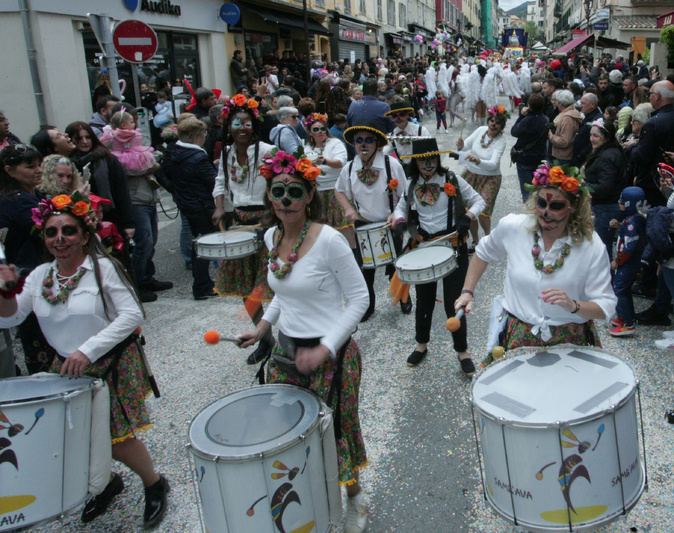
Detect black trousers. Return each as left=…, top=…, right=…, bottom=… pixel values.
left=184, top=209, right=216, bottom=297
left=414, top=243, right=469, bottom=351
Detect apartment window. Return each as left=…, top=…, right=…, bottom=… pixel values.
left=360, top=0, right=366, bottom=14
left=388, top=0, right=395, bottom=25
left=316, top=0, right=324, bottom=6
left=399, top=3, right=406, bottom=27
left=377, top=0, right=383, bottom=19
left=345, top=0, right=351, bottom=15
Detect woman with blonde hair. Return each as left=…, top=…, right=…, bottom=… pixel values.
left=38, top=154, right=84, bottom=196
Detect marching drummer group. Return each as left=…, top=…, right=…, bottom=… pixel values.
left=0, top=92, right=618, bottom=532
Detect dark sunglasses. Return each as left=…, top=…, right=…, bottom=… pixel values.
left=270, top=183, right=307, bottom=202
left=390, top=112, right=408, bottom=119
left=45, top=225, right=80, bottom=238
left=289, top=114, right=299, bottom=119
left=311, top=126, right=326, bottom=133
left=354, top=137, right=375, bottom=145
left=536, top=196, right=569, bottom=212
left=418, top=157, right=438, bottom=165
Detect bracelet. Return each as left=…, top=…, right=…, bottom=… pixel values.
left=461, top=289, right=474, bottom=297
left=571, top=300, right=580, bottom=314
left=0, top=277, right=25, bottom=299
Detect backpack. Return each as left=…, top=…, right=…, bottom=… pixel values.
left=645, top=206, right=674, bottom=263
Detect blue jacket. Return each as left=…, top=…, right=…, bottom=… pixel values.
left=510, top=111, right=548, bottom=168
left=346, top=96, right=395, bottom=134
left=165, top=142, right=217, bottom=215
left=615, top=213, right=646, bottom=266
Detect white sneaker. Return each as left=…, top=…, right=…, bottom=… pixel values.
left=654, top=339, right=674, bottom=350
left=345, top=491, right=368, bottom=533
left=662, top=330, right=674, bottom=339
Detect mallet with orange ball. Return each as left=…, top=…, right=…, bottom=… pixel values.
left=204, top=331, right=243, bottom=346
left=446, top=307, right=466, bottom=332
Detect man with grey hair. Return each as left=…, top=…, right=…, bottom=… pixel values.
left=573, top=92, right=602, bottom=166
left=631, top=80, right=674, bottom=206
left=548, top=89, right=582, bottom=165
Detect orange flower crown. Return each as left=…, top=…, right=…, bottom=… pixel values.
left=221, top=94, right=263, bottom=122
left=526, top=162, right=592, bottom=197
left=304, top=113, right=327, bottom=129
left=31, top=192, right=97, bottom=236
left=261, top=147, right=322, bottom=182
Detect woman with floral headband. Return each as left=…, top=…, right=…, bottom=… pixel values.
left=302, top=113, right=351, bottom=244
left=390, top=139, right=485, bottom=373
left=212, top=94, right=277, bottom=365
left=238, top=149, right=370, bottom=533
left=0, top=193, right=169, bottom=528
left=455, top=163, right=616, bottom=356
left=456, top=105, right=508, bottom=252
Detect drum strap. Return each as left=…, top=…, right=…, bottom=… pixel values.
left=446, top=171, right=466, bottom=234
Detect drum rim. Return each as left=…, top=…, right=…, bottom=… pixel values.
left=471, top=344, right=638, bottom=426
left=482, top=464, right=645, bottom=532
left=196, top=232, right=256, bottom=245
left=395, top=247, right=455, bottom=270
left=356, top=221, right=389, bottom=232
left=0, top=375, right=99, bottom=406
left=186, top=384, right=322, bottom=460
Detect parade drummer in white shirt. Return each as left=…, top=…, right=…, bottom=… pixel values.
left=383, top=100, right=430, bottom=161
left=455, top=163, right=616, bottom=363
left=334, top=122, right=409, bottom=322
left=389, top=139, right=485, bottom=373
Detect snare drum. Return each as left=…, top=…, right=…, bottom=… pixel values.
left=395, top=245, right=457, bottom=284
left=187, top=385, right=341, bottom=533
left=195, top=231, right=259, bottom=260
left=0, top=375, right=98, bottom=531
left=472, top=345, right=645, bottom=532
left=355, top=222, right=395, bottom=268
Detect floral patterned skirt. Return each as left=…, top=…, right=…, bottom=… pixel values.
left=319, top=189, right=351, bottom=230
left=503, top=314, right=602, bottom=351
left=50, top=341, right=151, bottom=444
left=214, top=247, right=274, bottom=301
left=461, top=169, right=502, bottom=217
left=266, top=337, right=367, bottom=486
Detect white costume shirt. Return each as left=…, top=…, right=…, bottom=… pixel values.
left=303, top=137, right=347, bottom=192
left=335, top=151, right=408, bottom=222
left=476, top=214, right=616, bottom=340
left=0, top=257, right=143, bottom=363
left=213, top=141, right=275, bottom=207
left=387, top=122, right=431, bottom=159
left=458, top=126, right=506, bottom=176
left=262, top=225, right=368, bottom=357
left=393, top=172, right=486, bottom=234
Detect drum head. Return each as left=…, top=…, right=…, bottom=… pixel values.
left=472, top=346, right=636, bottom=425
left=396, top=246, right=453, bottom=270
left=0, top=375, right=96, bottom=404
left=189, top=385, right=320, bottom=459
left=357, top=221, right=388, bottom=232
left=198, top=232, right=254, bottom=245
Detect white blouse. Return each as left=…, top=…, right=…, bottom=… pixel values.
left=0, top=257, right=143, bottom=363
left=393, top=172, right=486, bottom=234
left=459, top=126, right=506, bottom=176
left=262, top=225, right=368, bottom=357
left=476, top=214, right=616, bottom=340
left=213, top=141, right=275, bottom=207
left=334, top=151, right=408, bottom=222
left=303, top=137, right=347, bottom=192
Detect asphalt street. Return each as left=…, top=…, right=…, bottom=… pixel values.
left=25, top=98, right=674, bottom=533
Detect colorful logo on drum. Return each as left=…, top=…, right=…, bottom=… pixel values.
left=246, top=447, right=315, bottom=533
left=536, top=424, right=608, bottom=524
left=0, top=407, right=45, bottom=524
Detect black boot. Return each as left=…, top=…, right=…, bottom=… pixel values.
left=81, top=472, right=124, bottom=523
left=144, top=474, right=170, bottom=528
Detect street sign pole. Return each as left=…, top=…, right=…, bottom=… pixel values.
left=88, top=13, right=121, bottom=99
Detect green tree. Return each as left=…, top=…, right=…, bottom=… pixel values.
left=524, top=21, right=545, bottom=44
left=660, top=26, right=674, bottom=67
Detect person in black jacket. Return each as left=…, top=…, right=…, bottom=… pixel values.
left=166, top=119, right=218, bottom=300
left=573, top=93, right=603, bottom=167
left=511, top=93, right=548, bottom=202
left=584, top=119, right=625, bottom=261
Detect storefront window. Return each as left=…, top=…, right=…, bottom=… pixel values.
left=245, top=31, right=278, bottom=60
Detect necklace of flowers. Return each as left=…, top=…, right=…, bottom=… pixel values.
left=480, top=132, right=498, bottom=149
left=532, top=234, right=570, bottom=274
left=268, top=220, right=312, bottom=279
left=42, top=265, right=87, bottom=304
left=230, top=153, right=249, bottom=184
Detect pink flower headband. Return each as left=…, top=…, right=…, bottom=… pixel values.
left=260, top=147, right=322, bottom=182
left=304, top=113, right=327, bottom=129
left=221, top=94, right=262, bottom=122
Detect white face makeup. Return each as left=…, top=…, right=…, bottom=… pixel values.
left=535, top=188, right=573, bottom=232
left=416, top=156, right=439, bottom=178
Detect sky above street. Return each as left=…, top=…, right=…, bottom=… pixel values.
left=498, top=0, right=526, bottom=12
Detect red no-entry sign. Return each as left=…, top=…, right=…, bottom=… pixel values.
left=112, top=20, right=158, bottom=63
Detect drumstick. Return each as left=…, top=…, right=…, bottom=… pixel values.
left=446, top=307, right=465, bottom=332
left=418, top=232, right=457, bottom=249
left=204, top=330, right=243, bottom=346
left=223, top=223, right=262, bottom=233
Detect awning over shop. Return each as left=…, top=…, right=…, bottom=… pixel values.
left=595, top=35, right=631, bottom=49
left=554, top=32, right=631, bottom=55
left=385, top=32, right=406, bottom=45
left=657, top=10, right=674, bottom=29
left=261, top=9, right=330, bottom=36
left=554, top=33, right=593, bottom=55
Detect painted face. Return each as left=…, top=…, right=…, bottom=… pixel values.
left=487, top=117, right=502, bottom=133
left=6, top=158, right=43, bottom=193
left=44, top=213, right=89, bottom=261
left=589, top=126, right=606, bottom=150
left=48, top=129, right=75, bottom=155
left=391, top=111, right=409, bottom=128
left=354, top=133, right=377, bottom=160
left=74, top=129, right=92, bottom=153
left=268, top=174, right=312, bottom=218
left=309, top=122, right=327, bottom=141
left=416, top=156, right=439, bottom=178
left=230, top=112, right=253, bottom=144
left=535, top=188, right=573, bottom=232
left=54, top=164, right=73, bottom=189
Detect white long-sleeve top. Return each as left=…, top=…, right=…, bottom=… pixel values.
left=476, top=214, right=616, bottom=341
left=0, top=257, right=143, bottom=363
left=393, top=172, right=486, bottom=234
left=303, top=137, right=347, bottom=191
left=458, top=126, right=506, bottom=176
left=334, top=151, right=408, bottom=222
left=261, top=225, right=368, bottom=357
left=213, top=141, right=275, bottom=207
